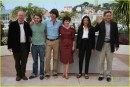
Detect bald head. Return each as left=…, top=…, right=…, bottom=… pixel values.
left=17, top=11, right=26, bottom=22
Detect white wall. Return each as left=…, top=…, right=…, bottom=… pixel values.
left=1, top=46, right=12, bottom=56
left=114, top=45, right=129, bottom=55
left=1, top=45, right=129, bottom=74
left=1, top=45, right=99, bottom=73
left=1, top=45, right=129, bottom=56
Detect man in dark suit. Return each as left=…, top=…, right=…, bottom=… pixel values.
left=7, top=11, right=32, bottom=81
left=95, top=11, right=119, bottom=82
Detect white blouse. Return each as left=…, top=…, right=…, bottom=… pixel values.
left=82, top=26, right=89, bottom=39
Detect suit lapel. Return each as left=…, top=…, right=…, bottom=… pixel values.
left=23, top=21, right=26, bottom=30
left=102, top=21, right=106, bottom=35
left=16, top=20, right=20, bottom=30
left=80, top=27, right=83, bottom=36
left=88, top=27, right=90, bottom=37
left=23, top=21, right=26, bottom=33
left=23, top=21, right=27, bottom=38
left=15, top=20, right=20, bottom=36
left=110, top=21, right=113, bottom=39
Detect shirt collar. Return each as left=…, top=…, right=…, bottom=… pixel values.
left=105, top=21, right=110, bottom=24
left=18, top=20, right=24, bottom=24
left=83, top=26, right=88, bottom=29
left=62, top=25, right=70, bottom=29
left=49, top=19, right=58, bottom=22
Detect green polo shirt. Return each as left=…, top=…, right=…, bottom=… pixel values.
left=31, top=23, right=45, bottom=45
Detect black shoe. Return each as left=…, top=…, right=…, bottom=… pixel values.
left=29, top=74, right=36, bottom=79
left=40, top=75, right=44, bottom=80
left=98, top=77, right=104, bottom=81
left=106, top=76, right=111, bottom=82
left=76, top=74, right=82, bottom=78
left=22, top=76, right=28, bottom=80
left=16, top=76, right=22, bottom=81
left=16, top=76, right=21, bottom=81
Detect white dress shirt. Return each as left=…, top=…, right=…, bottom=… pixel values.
left=19, top=23, right=26, bottom=43
left=82, top=26, right=89, bottom=39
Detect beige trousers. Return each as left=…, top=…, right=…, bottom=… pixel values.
left=45, top=39, right=59, bottom=74
left=98, top=42, right=113, bottom=76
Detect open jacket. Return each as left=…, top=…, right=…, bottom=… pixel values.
left=76, top=26, right=95, bottom=50
left=7, top=20, right=32, bottom=52
left=94, top=20, right=119, bottom=52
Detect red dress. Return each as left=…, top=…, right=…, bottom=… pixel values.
left=59, top=26, right=75, bottom=64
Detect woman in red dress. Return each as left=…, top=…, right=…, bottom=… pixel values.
left=59, top=16, right=75, bottom=79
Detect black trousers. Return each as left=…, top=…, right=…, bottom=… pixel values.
left=13, top=43, right=29, bottom=77
left=78, top=39, right=91, bottom=74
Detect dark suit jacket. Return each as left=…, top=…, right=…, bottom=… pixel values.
left=76, top=26, right=95, bottom=49
left=95, top=20, right=119, bottom=52
left=7, top=20, right=32, bottom=53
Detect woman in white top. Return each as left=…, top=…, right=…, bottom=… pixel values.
left=76, top=16, right=95, bottom=79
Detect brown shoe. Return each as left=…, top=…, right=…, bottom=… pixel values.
left=53, top=74, right=58, bottom=79
left=16, top=76, right=21, bottom=81
left=22, top=76, right=28, bottom=80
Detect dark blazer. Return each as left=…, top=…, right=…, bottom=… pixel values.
left=95, top=20, right=119, bottom=52
left=76, top=26, right=95, bottom=49
left=7, top=20, right=32, bottom=52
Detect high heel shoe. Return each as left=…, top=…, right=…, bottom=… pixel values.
left=65, top=73, right=69, bottom=79
left=84, top=74, right=89, bottom=79
left=76, top=74, right=82, bottom=78
left=65, top=75, right=69, bottom=79
left=62, top=74, right=65, bottom=78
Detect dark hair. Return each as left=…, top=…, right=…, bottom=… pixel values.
left=104, top=10, right=112, bottom=16
left=34, top=13, right=42, bottom=22
left=62, top=16, right=71, bottom=24
left=50, top=8, right=59, bottom=18
left=79, top=15, right=92, bottom=29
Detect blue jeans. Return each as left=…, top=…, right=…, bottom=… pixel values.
left=31, top=44, right=45, bottom=76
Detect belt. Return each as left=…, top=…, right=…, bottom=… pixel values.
left=82, top=38, right=89, bottom=40
left=47, top=37, right=59, bottom=41
left=20, top=43, right=26, bottom=44
left=104, top=41, right=111, bottom=43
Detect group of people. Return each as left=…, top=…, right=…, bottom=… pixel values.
left=7, top=8, right=119, bottom=82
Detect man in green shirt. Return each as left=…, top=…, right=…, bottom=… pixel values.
left=29, top=14, right=46, bottom=80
